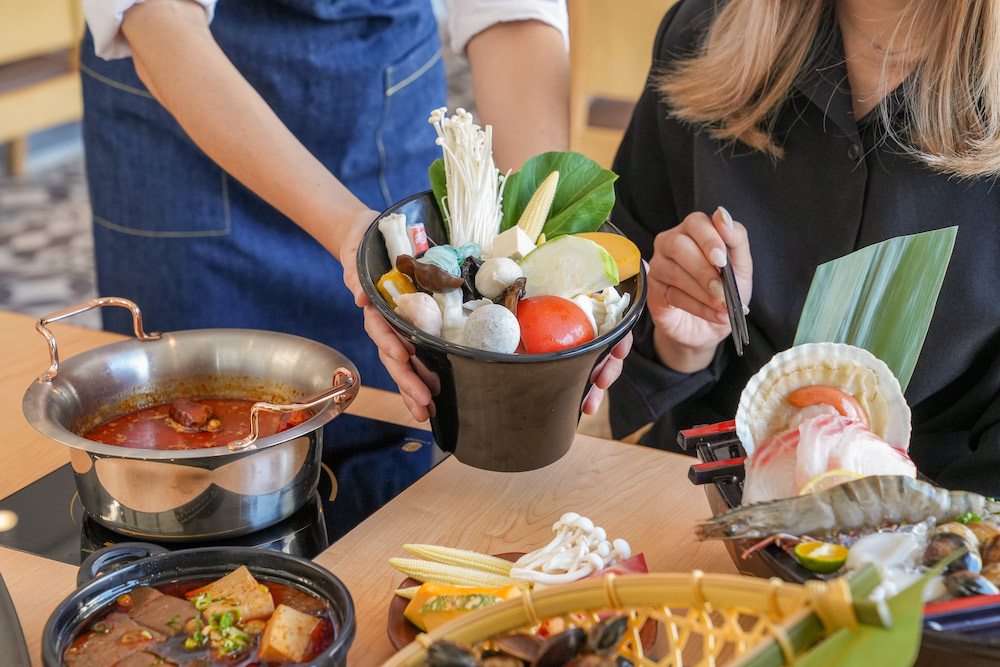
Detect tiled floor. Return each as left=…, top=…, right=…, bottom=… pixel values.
left=0, top=151, right=102, bottom=329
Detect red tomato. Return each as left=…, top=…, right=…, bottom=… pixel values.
left=516, top=296, right=595, bottom=353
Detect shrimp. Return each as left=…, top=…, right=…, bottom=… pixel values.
left=694, top=475, right=1000, bottom=541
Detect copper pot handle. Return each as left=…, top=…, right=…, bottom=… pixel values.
left=227, top=367, right=357, bottom=452
left=35, top=297, right=161, bottom=383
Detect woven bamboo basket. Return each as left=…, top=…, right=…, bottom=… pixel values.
left=383, top=570, right=881, bottom=666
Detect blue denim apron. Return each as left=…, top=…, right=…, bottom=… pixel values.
left=79, top=0, right=446, bottom=392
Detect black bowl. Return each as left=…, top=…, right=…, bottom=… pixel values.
left=358, top=191, right=647, bottom=472
left=42, top=544, right=355, bottom=666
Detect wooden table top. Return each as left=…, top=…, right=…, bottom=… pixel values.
left=0, top=309, right=735, bottom=666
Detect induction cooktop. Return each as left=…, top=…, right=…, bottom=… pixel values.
left=0, top=413, right=445, bottom=565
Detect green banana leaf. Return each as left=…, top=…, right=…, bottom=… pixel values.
left=793, top=227, right=958, bottom=392
left=792, top=567, right=928, bottom=667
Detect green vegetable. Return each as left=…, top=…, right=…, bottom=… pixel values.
left=428, top=151, right=618, bottom=244
left=519, top=234, right=619, bottom=299
left=954, top=512, right=984, bottom=524
left=420, top=593, right=501, bottom=613
left=500, top=151, right=617, bottom=239
left=185, top=629, right=207, bottom=650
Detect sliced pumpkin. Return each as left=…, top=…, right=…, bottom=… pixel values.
left=575, top=232, right=641, bottom=280
left=402, top=581, right=520, bottom=632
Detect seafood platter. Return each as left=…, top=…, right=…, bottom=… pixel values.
left=685, top=342, right=1000, bottom=664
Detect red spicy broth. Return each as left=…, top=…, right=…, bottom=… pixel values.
left=64, top=577, right=338, bottom=667
left=83, top=398, right=312, bottom=450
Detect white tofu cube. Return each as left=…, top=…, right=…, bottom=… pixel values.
left=258, top=604, right=321, bottom=662
left=490, top=226, right=536, bottom=261
left=193, top=565, right=275, bottom=622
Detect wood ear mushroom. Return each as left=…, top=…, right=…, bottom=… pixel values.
left=396, top=254, right=464, bottom=293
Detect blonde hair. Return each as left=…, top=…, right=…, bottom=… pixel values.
left=657, top=0, right=1000, bottom=178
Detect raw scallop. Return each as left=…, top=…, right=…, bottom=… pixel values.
left=735, top=342, right=910, bottom=456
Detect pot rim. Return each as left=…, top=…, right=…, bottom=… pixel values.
left=42, top=544, right=356, bottom=666
left=357, top=190, right=648, bottom=363
left=22, top=328, right=358, bottom=460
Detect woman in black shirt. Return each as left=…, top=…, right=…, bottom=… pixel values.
left=609, top=0, right=1000, bottom=495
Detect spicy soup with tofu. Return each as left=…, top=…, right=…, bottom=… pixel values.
left=63, top=566, right=338, bottom=666
left=83, top=398, right=312, bottom=450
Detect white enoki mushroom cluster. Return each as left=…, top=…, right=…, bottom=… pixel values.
left=510, top=512, right=631, bottom=585
left=429, top=107, right=507, bottom=256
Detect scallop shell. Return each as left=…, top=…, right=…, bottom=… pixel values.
left=735, top=342, right=910, bottom=456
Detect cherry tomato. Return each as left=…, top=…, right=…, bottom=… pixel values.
left=515, top=296, right=595, bottom=353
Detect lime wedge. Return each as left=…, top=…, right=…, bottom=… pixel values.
left=794, top=541, right=849, bottom=574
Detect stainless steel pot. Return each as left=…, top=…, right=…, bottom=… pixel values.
left=22, top=298, right=359, bottom=541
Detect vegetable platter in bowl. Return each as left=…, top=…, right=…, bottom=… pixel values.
left=357, top=109, right=646, bottom=472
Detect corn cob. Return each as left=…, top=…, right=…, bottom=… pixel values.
left=515, top=170, right=559, bottom=243
left=388, top=557, right=515, bottom=588
left=401, top=544, right=514, bottom=576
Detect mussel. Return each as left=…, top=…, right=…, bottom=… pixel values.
left=933, top=522, right=981, bottom=549
left=426, top=640, right=481, bottom=667
left=423, top=615, right=632, bottom=667
left=585, top=616, right=628, bottom=656
left=980, top=562, right=1000, bottom=587
left=981, top=534, right=1000, bottom=566
left=490, top=633, right=545, bottom=662
left=942, top=569, right=1000, bottom=598
left=923, top=532, right=982, bottom=574
left=965, top=520, right=1000, bottom=545
left=532, top=626, right=586, bottom=667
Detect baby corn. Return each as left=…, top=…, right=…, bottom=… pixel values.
left=388, top=557, right=515, bottom=588
left=515, top=170, right=559, bottom=243
left=393, top=585, right=421, bottom=600
left=401, top=544, right=514, bottom=576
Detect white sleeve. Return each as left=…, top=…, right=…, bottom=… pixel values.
left=82, top=0, right=218, bottom=60
left=443, top=0, right=569, bottom=55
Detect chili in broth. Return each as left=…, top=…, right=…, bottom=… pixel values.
left=84, top=398, right=312, bottom=450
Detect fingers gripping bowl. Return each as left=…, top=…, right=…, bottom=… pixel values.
left=358, top=191, right=646, bottom=472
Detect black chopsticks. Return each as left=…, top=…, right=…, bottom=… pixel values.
left=721, top=248, right=749, bottom=356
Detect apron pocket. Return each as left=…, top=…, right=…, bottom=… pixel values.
left=81, top=55, right=231, bottom=238
left=376, top=29, right=446, bottom=206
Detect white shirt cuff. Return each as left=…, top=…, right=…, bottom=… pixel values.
left=83, top=0, right=217, bottom=60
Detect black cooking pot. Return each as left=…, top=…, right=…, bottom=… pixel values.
left=42, top=543, right=355, bottom=666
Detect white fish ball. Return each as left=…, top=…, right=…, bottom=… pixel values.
left=394, top=292, right=443, bottom=336
left=475, top=257, right=523, bottom=299
left=463, top=304, right=521, bottom=353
